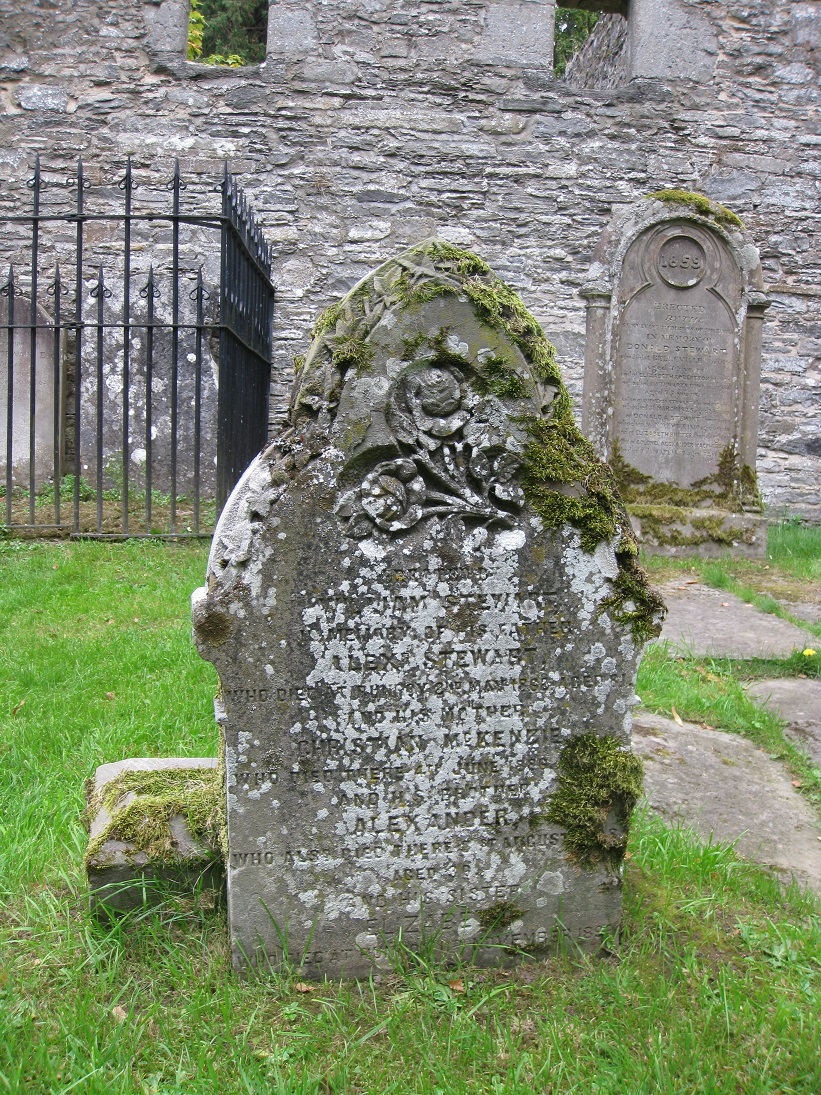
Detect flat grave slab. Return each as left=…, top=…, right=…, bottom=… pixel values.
left=634, top=711, right=821, bottom=893
left=658, top=581, right=816, bottom=659
left=746, top=678, right=821, bottom=770
left=85, top=757, right=223, bottom=915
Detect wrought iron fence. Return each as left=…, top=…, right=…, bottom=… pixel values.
left=0, top=157, right=274, bottom=538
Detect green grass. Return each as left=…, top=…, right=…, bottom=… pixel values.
left=637, top=645, right=821, bottom=816
left=768, top=520, right=821, bottom=579
left=1, top=541, right=820, bottom=1094
left=697, top=563, right=821, bottom=641
left=0, top=540, right=219, bottom=897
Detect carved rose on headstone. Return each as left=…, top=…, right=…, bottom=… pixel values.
left=401, top=366, right=470, bottom=447
left=337, top=458, right=426, bottom=537
left=335, top=360, right=525, bottom=538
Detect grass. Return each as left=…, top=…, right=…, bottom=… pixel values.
left=1, top=477, right=217, bottom=537
left=638, top=518, right=821, bottom=814
left=1, top=538, right=820, bottom=1093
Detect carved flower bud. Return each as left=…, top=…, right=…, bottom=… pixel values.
left=359, top=460, right=426, bottom=532
left=414, top=367, right=461, bottom=417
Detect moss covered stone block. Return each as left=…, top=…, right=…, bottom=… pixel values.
left=628, top=504, right=768, bottom=559
left=85, top=758, right=224, bottom=917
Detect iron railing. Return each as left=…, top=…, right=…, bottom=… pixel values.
left=0, top=157, right=274, bottom=538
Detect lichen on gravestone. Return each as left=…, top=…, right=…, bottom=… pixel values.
left=192, top=239, right=664, bottom=978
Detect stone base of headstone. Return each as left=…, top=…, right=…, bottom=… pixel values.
left=85, top=758, right=224, bottom=917
left=628, top=506, right=767, bottom=559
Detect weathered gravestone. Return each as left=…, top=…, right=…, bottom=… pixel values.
left=193, top=240, right=663, bottom=977
left=1, top=294, right=63, bottom=491
left=582, top=194, right=770, bottom=557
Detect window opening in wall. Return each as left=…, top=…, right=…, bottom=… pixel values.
left=554, top=7, right=600, bottom=77
left=188, top=0, right=269, bottom=67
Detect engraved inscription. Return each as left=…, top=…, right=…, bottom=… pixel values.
left=614, top=226, right=740, bottom=485
left=227, top=543, right=621, bottom=913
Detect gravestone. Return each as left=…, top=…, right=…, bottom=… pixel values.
left=193, top=240, right=662, bottom=977
left=0, top=295, right=62, bottom=490
left=582, top=195, right=770, bottom=556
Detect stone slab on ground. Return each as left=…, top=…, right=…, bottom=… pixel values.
left=746, top=679, right=821, bottom=771
left=778, top=601, right=821, bottom=627
left=86, top=757, right=223, bottom=916
left=657, top=581, right=816, bottom=659
left=633, top=711, right=821, bottom=893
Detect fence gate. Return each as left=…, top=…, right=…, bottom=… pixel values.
left=217, top=174, right=275, bottom=514
left=0, top=157, right=274, bottom=538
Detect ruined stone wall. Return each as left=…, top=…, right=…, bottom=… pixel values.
left=0, top=0, right=818, bottom=516
left=564, top=14, right=628, bottom=90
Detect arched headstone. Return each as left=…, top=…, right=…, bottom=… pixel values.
left=582, top=194, right=769, bottom=555
left=193, top=240, right=663, bottom=977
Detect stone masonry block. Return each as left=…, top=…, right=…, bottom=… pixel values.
left=85, top=757, right=224, bottom=917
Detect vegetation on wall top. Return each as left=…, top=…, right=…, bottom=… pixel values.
left=554, top=8, right=599, bottom=77
left=188, top=1, right=599, bottom=73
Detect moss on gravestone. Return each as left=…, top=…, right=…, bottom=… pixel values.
left=330, top=334, right=374, bottom=376
left=545, top=733, right=644, bottom=870
left=611, top=440, right=761, bottom=513
left=648, top=189, right=743, bottom=229
left=627, top=505, right=757, bottom=549
left=477, top=901, right=526, bottom=932
left=294, top=239, right=665, bottom=644
left=84, top=767, right=224, bottom=867
left=598, top=553, right=667, bottom=644
left=470, top=353, right=530, bottom=400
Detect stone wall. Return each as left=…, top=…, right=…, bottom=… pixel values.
left=0, top=0, right=818, bottom=516
left=565, top=14, right=628, bottom=90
